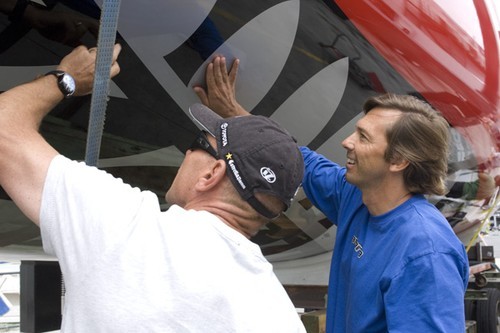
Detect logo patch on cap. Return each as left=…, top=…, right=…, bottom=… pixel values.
left=260, top=167, right=276, bottom=183
left=220, top=123, right=228, bottom=147
left=225, top=152, right=246, bottom=189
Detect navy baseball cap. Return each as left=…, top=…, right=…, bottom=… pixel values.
left=188, top=103, right=304, bottom=219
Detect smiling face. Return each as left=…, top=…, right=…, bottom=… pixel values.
left=341, top=108, right=402, bottom=190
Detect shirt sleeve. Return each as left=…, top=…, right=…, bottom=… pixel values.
left=40, top=155, right=160, bottom=276
left=300, top=146, right=348, bottom=225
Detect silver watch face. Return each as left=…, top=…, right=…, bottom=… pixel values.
left=60, top=73, right=76, bottom=96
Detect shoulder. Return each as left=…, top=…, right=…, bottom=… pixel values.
left=386, top=196, right=467, bottom=263
left=299, top=146, right=350, bottom=191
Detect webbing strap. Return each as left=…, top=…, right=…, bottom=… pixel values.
left=84, top=0, right=121, bottom=166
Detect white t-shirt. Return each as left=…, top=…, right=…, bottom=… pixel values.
left=40, top=155, right=306, bottom=333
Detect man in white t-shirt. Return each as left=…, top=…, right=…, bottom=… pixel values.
left=0, top=46, right=306, bottom=332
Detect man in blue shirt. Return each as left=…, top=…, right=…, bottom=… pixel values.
left=195, top=56, right=469, bottom=332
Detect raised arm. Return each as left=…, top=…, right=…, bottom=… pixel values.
left=194, top=56, right=250, bottom=117
left=0, top=44, right=121, bottom=225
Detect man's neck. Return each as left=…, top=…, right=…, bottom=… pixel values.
left=362, top=186, right=413, bottom=216
left=185, top=201, right=264, bottom=239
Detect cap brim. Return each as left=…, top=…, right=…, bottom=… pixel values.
left=188, top=103, right=223, bottom=137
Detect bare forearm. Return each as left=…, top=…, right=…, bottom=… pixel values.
left=0, top=75, right=63, bottom=132
left=0, top=75, right=62, bottom=224
left=0, top=44, right=120, bottom=225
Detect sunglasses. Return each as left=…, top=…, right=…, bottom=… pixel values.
left=189, top=131, right=219, bottom=159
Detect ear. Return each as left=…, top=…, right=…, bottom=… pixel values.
left=194, top=159, right=227, bottom=192
left=389, top=157, right=409, bottom=173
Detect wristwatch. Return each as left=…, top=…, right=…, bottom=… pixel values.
left=45, top=70, right=76, bottom=98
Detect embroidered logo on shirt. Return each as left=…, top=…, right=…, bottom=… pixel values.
left=352, top=236, right=364, bottom=258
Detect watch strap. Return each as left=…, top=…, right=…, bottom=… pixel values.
left=44, top=70, right=65, bottom=78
